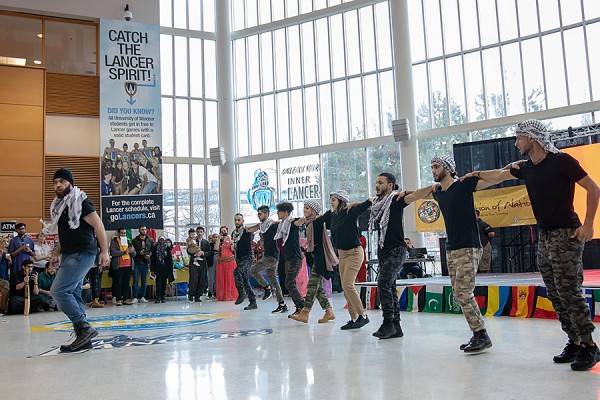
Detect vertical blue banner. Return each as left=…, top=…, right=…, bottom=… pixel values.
left=100, top=19, right=163, bottom=229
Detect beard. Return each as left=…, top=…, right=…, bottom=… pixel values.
left=55, top=185, right=72, bottom=199
left=433, top=170, right=447, bottom=182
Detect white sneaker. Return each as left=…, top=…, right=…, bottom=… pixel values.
left=140, top=297, right=148, bottom=303
left=112, top=297, right=117, bottom=304
left=131, top=298, right=138, bottom=304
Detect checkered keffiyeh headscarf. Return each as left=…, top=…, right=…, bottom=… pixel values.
left=329, top=190, right=350, bottom=204
left=304, top=200, right=322, bottom=215
left=514, top=119, right=561, bottom=154
left=431, top=155, right=456, bottom=175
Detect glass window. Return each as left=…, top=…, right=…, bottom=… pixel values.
left=315, top=18, right=331, bottom=81
left=464, top=51, right=483, bottom=121
left=160, top=35, right=173, bottom=95
left=501, top=43, right=525, bottom=116
left=174, top=0, right=187, bottom=29
left=364, top=74, right=380, bottom=138
left=299, top=0, right=313, bottom=14
left=191, top=165, right=206, bottom=225
left=418, top=133, right=468, bottom=187
left=379, top=71, right=395, bottom=135
left=190, top=100, right=204, bottom=157
left=249, top=97, right=262, bottom=154
left=174, top=36, right=189, bottom=96
left=287, top=0, right=299, bottom=18
left=301, top=22, right=316, bottom=85
left=424, top=0, right=443, bottom=58
left=189, top=38, right=204, bottom=97
left=330, top=14, right=346, bottom=79
left=260, top=32, right=274, bottom=93
left=277, top=92, right=291, bottom=151
left=319, top=84, right=334, bottom=145
left=203, top=0, right=215, bottom=32
left=563, top=27, right=590, bottom=105
left=542, top=33, right=568, bottom=109
left=246, top=0, right=258, bottom=29
left=482, top=48, right=504, bottom=119
left=288, top=25, right=302, bottom=88
left=521, top=38, right=545, bottom=112
left=345, top=10, right=361, bottom=76
left=368, top=143, right=401, bottom=196
left=238, top=160, right=278, bottom=222
left=478, top=0, right=498, bottom=46
left=176, top=99, right=190, bottom=156
left=189, top=0, right=201, bottom=31
left=44, top=21, right=96, bottom=75
left=360, top=6, right=377, bottom=73
left=160, top=0, right=173, bottom=27
left=247, top=35, right=260, bottom=96
left=333, top=80, right=349, bottom=143
left=446, top=56, right=467, bottom=125
left=204, top=40, right=216, bottom=98
left=440, top=0, right=460, bottom=55
left=305, top=86, right=319, bottom=147
left=538, top=0, right=560, bottom=32
left=207, top=166, right=220, bottom=227
left=348, top=77, right=364, bottom=140
left=290, top=89, right=305, bottom=149
left=163, top=164, right=175, bottom=226
left=560, top=0, right=582, bottom=26
left=518, top=0, right=539, bottom=36
left=408, top=0, right=426, bottom=61
left=323, top=148, right=368, bottom=202
left=259, top=0, right=272, bottom=25
left=413, top=63, right=431, bottom=130
left=588, top=23, right=600, bottom=101
left=263, top=95, right=276, bottom=153
left=162, top=98, right=175, bottom=156
left=272, top=0, right=285, bottom=21
left=497, top=0, right=518, bottom=41
left=205, top=101, right=219, bottom=154
left=429, top=59, right=448, bottom=127
left=374, top=2, right=393, bottom=69
left=234, top=39, right=247, bottom=97
left=233, top=0, right=246, bottom=30
left=274, top=29, right=288, bottom=90
left=176, top=164, right=191, bottom=226
left=459, top=0, right=479, bottom=51
left=236, top=100, right=249, bottom=156
left=584, top=0, right=600, bottom=19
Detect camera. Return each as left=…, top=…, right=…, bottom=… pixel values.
left=124, top=4, right=133, bottom=21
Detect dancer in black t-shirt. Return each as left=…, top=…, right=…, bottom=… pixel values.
left=464, top=119, right=600, bottom=370
left=232, top=214, right=257, bottom=310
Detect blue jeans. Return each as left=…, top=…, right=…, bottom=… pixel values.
left=51, top=252, right=96, bottom=324
left=141, top=181, right=157, bottom=194
left=133, top=262, right=149, bottom=299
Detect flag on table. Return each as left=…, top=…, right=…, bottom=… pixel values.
left=359, top=286, right=378, bottom=310
left=423, top=285, right=444, bottom=313
left=474, top=286, right=488, bottom=315
left=443, top=287, right=462, bottom=314
left=485, top=286, right=510, bottom=317
left=404, top=286, right=424, bottom=312
left=594, top=290, right=600, bottom=323
left=509, top=286, right=536, bottom=318
left=532, top=286, right=557, bottom=319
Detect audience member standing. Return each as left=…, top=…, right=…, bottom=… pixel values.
left=9, top=223, right=35, bottom=273
left=215, top=226, right=238, bottom=301
left=132, top=225, right=154, bottom=303
left=32, top=232, right=53, bottom=274
left=110, top=228, right=136, bottom=306
left=152, top=236, right=172, bottom=303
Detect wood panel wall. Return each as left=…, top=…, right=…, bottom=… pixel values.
left=44, top=156, right=101, bottom=220
left=0, top=65, right=45, bottom=232
left=46, top=73, right=99, bottom=116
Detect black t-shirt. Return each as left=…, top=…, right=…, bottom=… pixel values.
left=9, top=270, right=34, bottom=297
left=510, top=152, right=587, bottom=230
left=59, top=198, right=97, bottom=254
left=477, top=219, right=493, bottom=246
left=284, top=220, right=303, bottom=260
left=432, top=177, right=482, bottom=250
left=261, top=223, right=280, bottom=259
left=328, top=199, right=372, bottom=250
left=377, top=196, right=409, bottom=260
left=235, top=229, right=253, bottom=260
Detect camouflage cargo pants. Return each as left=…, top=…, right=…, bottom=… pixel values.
left=303, top=268, right=330, bottom=311
left=377, top=246, right=405, bottom=321
left=251, top=255, right=284, bottom=303
left=538, top=228, right=595, bottom=342
left=234, top=255, right=256, bottom=300
left=447, top=247, right=485, bottom=332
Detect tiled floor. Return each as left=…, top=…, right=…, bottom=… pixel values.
left=1, top=293, right=599, bottom=400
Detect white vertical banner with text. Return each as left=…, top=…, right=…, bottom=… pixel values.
left=279, top=155, right=321, bottom=217
left=100, top=19, right=163, bottom=229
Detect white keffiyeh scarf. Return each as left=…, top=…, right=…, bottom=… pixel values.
left=42, top=186, right=87, bottom=235
left=259, top=218, right=274, bottom=234
left=274, top=217, right=292, bottom=245
left=369, top=190, right=398, bottom=249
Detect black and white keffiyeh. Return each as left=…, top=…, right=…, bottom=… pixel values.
left=514, top=119, right=561, bottom=154
left=42, top=186, right=87, bottom=235
left=369, top=190, right=398, bottom=249
left=259, top=218, right=274, bottom=234
left=274, top=217, right=292, bottom=245
left=231, top=226, right=244, bottom=249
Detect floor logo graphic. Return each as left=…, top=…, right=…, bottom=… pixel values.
left=31, top=312, right=231, bottom=333
left=29, top=329, right=273, bottom=358
left=418, top=201, right=441, bottom=224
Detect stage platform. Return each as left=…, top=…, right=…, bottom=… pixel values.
left=355, top=271, right=600, bottom=321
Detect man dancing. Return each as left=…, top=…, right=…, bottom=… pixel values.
left=464, top=119, right=600, bottom=369
left=232, top=213, right=257, bottom=310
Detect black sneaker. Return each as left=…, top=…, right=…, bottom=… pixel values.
left=60, top=340, right=93, bottom=352
left=262, top=288, right=273, bottom=301
left=553, top=340, right=581, bottom=363
left=350, top=315, right=370, bottom=329
left=372, top=319, right=396, bottom=338
left=194, top=298, right=202, bottom=302
left=340, top=320, right=355, bottom=330
left=460, top=334, right=475, bottom=351
left=390, top=320, right=404, bottom=338
left=272, top=304, right=288, bottom=314
left=244, top=300, right=258, bottom=310
left=234, top=294, right=246, bottom=305
left=463, top=329, right=492, bottom=353
left=288, top=307, right=302, bottom=318
left=571, top=343, right=600, bottom=371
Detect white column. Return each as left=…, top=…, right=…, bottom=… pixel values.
left=216, top=0, right=236, bottom=225
left=390, top=0, right=424, bottom=246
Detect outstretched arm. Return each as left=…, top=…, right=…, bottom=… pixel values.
left=246, top=224, right=260, bottom=233
left=572, top=175, right=600, bottom=241
left=403, top=183, right=441, bottom=205
left=461, top=168, right=518, bottom=190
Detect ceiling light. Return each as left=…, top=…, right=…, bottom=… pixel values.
left=37, top=33, right=43, bottom=38
left=33, top=60, right=42, bottom=65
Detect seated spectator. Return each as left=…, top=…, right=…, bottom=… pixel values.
left=37, top=262, right=58, bottom=310
left=81, top=275, right=92, bottom=305
left=398, top=238, right=423, bottom=279
left=32, top=232, right=53, bottom=274
left=7, top=259, right=46, bottom=314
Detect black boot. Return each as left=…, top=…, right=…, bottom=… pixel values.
left=463, top=329, right=492, bottom=353
left=244, top=299, right=258, bottom=310
left=234, top=293, right=246, bottom=305
left=390, top=320, right=404, bottom=338
left=553, top=340, right=581, bottom=363
left=570, top=343, right=600, bottom=371
left=60, top=321, right=98, bottom=352
left=460, top=334, right=476, bottom=350
left=262, top=287, right=272, bottom=300
left=372, top=318, right=397, bottom=339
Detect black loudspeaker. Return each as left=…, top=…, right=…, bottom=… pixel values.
left=357, top=209, right=370, bottom=232
left=439, top=237, right=449, bottom=276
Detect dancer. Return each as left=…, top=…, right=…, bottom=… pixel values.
left=274, top=202, right=305, bottom=316
left=291, top=200, right=336, bottom=324
left=46, top=168, right=110, bottom=351
left=463, top=119, right=600, bottom=369
left=367, top=176, right=439, bottom=339
left=247, top=206, right=288, bottom=313
left=430, top=156, right=492, bottom=352
left=232, top=214, right=258, bottom=310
